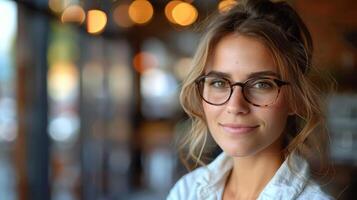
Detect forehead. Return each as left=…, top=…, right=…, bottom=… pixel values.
left=207, top=34, right=278, bottom=80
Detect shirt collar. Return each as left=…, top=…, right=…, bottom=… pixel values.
left=259, top=152, right=310, bottom=199
left=195, top=152, right=311, bottom=199
left=195, top=152, right=233, bottom=198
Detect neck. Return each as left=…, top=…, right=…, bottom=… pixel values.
left=224, top=151, right=283, bottom=200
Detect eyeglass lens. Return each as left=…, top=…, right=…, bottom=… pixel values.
left=198, top=76, right=281, bottom=106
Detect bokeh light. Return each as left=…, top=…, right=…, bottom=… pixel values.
left=48, top=62, right=79, bottom=102
left=87, top=9, right=107, bottom=34
left=218, top=0, right=238, bottom=13
left=172, top=2, right=198, bottom=26
left=128, top=0, right=154, bottom=25
left=49, top=112, right=79, bottom=143
left=142, top=38, right=169, bottom=69
left=0, top=1, right=17, bottom=53
left=165, top=0, right=181, bottom=24
left=113, top=4, right=134, bottom=28
left=61, top=5, right=85, bottom=24
left=0, top=97, right=17, bottom=142
left=49, top=0, right=67, bottom=14
left=141, top=68, right=179, bottom=118
left=133, top=52, right=158, bottom=73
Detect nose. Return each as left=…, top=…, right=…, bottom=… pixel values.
left=226, top=86, right=250, bottom=115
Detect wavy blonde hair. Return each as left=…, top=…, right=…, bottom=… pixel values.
left=178, top=0, right=333, bottom=176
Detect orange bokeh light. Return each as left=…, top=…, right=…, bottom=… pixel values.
left=128, top=0, right=154, bottom=25
left=172, top=2, right=198, bottom=26
left=165, top=0, right=182, bottom=24
left=133, top=52, right=158, bottom=73
left=87, top=9, right=107, bottom=34
left=113, top=4, right=134, bottom=28
left=61, top=5, right=86, bottom=24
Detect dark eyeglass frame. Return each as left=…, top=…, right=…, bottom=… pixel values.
left=195, top=75, right=290, bottom=107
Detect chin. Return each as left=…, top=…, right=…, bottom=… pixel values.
left=220, top=145, right=260, bottom=158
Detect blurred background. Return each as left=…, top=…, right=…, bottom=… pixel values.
left=0, top=0, right=356, bottom=199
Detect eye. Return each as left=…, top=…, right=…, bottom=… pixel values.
left=208, top=78, right=229, bottom=88
left=251, top=80, right=274, bottom=89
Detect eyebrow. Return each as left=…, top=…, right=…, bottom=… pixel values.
left=205, top=70, right=280, bottom=79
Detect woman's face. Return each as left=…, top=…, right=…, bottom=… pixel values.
left=202, top=34, right=291, bottom=157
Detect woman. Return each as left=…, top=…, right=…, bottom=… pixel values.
left=167, top=0, right=334, bottom=199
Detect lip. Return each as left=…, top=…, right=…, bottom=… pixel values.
left=219, top=123, right=259, bottom=136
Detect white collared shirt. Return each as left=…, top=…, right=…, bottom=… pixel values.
left=167, top=152, right=334, bottom=200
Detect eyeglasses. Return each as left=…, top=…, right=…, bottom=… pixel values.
left=195, top=75, right=289, bottom=107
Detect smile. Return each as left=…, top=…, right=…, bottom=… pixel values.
left=219, top=123, right=259, bottom=136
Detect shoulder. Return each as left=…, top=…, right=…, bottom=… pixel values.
left=297, top=181, right=335, bottom=200
left=166, top=166, right=208, bottom=200
left=260, top=153, right=335, bottom=200
left=167, top=152, right=233, bottom=200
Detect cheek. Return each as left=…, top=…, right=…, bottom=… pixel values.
left=202, top=102, right=214, bottom=120
left=202, top=102, right=223, bottom=125
left=261, top=93, right=290, bottom=133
